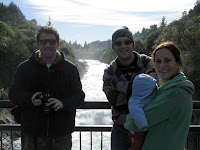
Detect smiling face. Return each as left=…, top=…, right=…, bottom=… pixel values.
left=154, top=48, right=180, bottom=83
left=38, top=33, right=60, bottom=64
left=113, top=37, right=134, bottom=64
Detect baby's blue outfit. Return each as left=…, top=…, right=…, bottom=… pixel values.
left=128, top=74, right=157, bottom=129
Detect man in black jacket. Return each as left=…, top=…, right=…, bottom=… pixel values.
left=9, top=26, right=85, bottom=150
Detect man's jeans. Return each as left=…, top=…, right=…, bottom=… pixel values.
left=21, top=132, right=72, bottom=150
left=111, top=124, right=131, bottom=150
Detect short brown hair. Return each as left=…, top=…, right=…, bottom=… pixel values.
left=36, top=26, right=59, bottom=44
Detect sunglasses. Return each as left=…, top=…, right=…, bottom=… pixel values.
left=114, top=40, right=133, bottom=46
left=39, top=39, right=57, bottom=45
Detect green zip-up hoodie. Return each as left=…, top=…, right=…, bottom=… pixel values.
left=124, top=73, right=194, bottom=150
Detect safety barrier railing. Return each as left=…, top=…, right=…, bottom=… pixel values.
left=0, top=100, right=200, bottom=150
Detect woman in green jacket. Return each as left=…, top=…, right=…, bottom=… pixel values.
left=124, top=41, right=194, bottom=150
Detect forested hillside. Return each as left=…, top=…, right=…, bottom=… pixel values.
left=0, top=2, right=87, bottom=99
left=132, top=3, right=200, bottom=100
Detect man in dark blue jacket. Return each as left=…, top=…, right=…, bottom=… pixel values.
left=9, top=26, right=85, bottom=150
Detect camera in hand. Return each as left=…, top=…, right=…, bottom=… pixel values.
left=35, top=93, right=53, bottom=115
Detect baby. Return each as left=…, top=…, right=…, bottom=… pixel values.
left=125, top=73, right=157, bottom=150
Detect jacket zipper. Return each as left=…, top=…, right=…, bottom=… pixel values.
left=46, top=66, right=50, bottom=136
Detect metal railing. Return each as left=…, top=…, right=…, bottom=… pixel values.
left=0, top=100, right=200, bottom=150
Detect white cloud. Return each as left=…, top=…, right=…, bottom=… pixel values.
left=74, top=0, right=194, bottom=12
left=26, top=0, right=196, bottom=32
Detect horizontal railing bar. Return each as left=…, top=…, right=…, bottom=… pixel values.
left=0, top=100, right=200, bottom=109
left=189, top=125, right=200, bottom=132
left=75, top=125, right=112, bottom=131
left=0, top=100, right=14, bottom=108
left=0, top=100, right=111, bottom=109
left=0, top=124, right=112, bottom=131
left=0, top=124, right=21, bottom=130
left=0, top=124, right=199, bottom=132
left=79, top=101, right=111, bottom=109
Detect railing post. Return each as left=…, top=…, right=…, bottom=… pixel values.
left=1, top=131, right=2, bottom=149
left=90, top=131, right=92, bottom=150
left=11, top=130, right=13, bottom=150
left=101, top=131, right=103, bottom=150
left=197, top=132, right=199, bottom=150
left=79, top=130, right=81, bottom=150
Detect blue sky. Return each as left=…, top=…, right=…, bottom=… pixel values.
left=1, top=0, right=197, bottom=45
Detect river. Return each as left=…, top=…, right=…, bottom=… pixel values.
left=76, top=59, right=112, bottom=125
left=73, top=59, right=112, bottom=150
left=14, top=59, right=112, bottom=150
